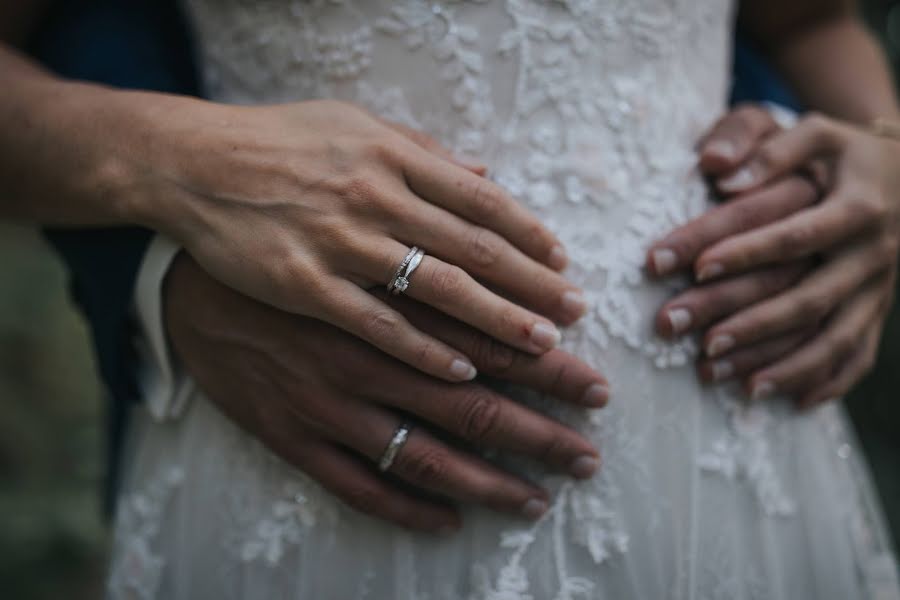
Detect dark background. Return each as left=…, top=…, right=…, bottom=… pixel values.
left=1, top=2, right=899, bottom=598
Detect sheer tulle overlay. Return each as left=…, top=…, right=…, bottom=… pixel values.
left=109, top=1, right=900, bottom=598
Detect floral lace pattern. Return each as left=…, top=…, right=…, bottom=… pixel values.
left=108, top=467, right=184, bottom=600
left=108, top=1, right=900, bottom=597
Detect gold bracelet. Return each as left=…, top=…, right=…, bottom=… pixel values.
left=870, top=117, right=900, bottom=142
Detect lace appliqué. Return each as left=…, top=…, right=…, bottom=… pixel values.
left=238, top=480, right=323, bottom=566
left=698, top=387, right=796, bottom=517
left=108, top=467, right=184, bottom=600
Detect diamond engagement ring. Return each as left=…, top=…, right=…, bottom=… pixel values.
left=387, top=246, right=418, bottom=293
left=378, top=422, right=412, bottom=472
left=389, top=247, right=425, bottom=295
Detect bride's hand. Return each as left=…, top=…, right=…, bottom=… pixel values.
left=165, top=253, right=605, bottom=532
left=137, top=99, right=584, bottom=383
left=648, top=105, right=897, bottom=406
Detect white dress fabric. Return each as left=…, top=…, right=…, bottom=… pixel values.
left=108, top=1, right=900, bottom=598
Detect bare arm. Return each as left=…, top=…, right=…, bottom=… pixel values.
left=0, top=25, right=196, bottom=227
left=740, top=0, right=900, bottom=123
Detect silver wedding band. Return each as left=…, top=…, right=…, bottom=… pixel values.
left=388, top=247, right=425, bottom=295
left=378, top=422, right=412, bottom=472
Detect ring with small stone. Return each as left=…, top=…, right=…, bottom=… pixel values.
left=389, top=248, right=425, bottom=295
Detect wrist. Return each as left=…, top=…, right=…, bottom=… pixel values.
left=98, top=90, right=219, bottom=238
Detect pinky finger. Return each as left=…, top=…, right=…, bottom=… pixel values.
left=295, top=439, right=461, bottom=533
left=322, top=279, right=478, bottom=383
left=797, top=323, right=882, bottom=410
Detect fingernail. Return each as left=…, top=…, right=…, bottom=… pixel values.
left=706, top=334, right=735, bottom=357
left=450, top=359, right=477, bottom=381
left=696, top=262, right=724, bottom=282
left=549, top=245, right=568, bottom=270
left=751, top=380, right=776, bottom=401
left=667, top=307, right=692, bottom=334
left=561, top=291, right=587, bottom=318
left=581, top=383, right=608, bottom=407
left=652, top=248, right=678, bottom=275
left=569, top=455, right=600, bottom=479
left=530, top=322, right=561, bottom=351
left=521, top=498, right=549, bottom=520
left=705, top=139, right=737, bottom=161
left=711, top=360, right=734, bottom=381
left=719, top=165, right=757, bottom=191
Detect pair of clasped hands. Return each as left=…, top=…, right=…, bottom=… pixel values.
left=163, top=101, right=900, bottom=534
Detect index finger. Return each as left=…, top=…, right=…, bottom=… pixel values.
left=402, top=147, right=568, bottom=271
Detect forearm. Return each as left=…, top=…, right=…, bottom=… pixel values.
left=742, top=3, right=900, bottom=123
left=0, top=44, right=196, bottom=229
left=772, top=18, right=898, bottom=123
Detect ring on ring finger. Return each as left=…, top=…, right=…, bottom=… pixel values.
left=390, top=248, right=426, bottom=295
left=378, top=422, right=413, bottom=472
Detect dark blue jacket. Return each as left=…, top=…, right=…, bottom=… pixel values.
left=24, top=1, right=797, bottom=511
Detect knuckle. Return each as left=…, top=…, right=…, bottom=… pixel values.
left=366, top=136, right=406, bottom=166
left=727, top=201, right=763, bottom=231
left=335, top=173, right=381, bottom=207
left=534, top=431, right=569, bottom=465
left=472, top=336, right=516, bottom=373
left=794, top=293, right=831, bottom=323
left=466, top=227, right=504, bottom=268
left=778, top=224, right=816, bottom=255
left=414, top=339, right=439, bottom=368
left=857, top=193, right=889, bottom=224
left=430, top=264, right=467, bottom=298
left=363, top=310, right=403, bottom=341
left=829, top=333, right=855, bottom=363
left=470, top=180, right=505, bottom=220
left=401, top=448, right=449, bottom=487
left=755, top=143, right=785, bottom=172
left=457, top=391, right=503, bottom=444
left=733, top=103, right=773, bottom=131
left=342, top=485, right=385, bottom=515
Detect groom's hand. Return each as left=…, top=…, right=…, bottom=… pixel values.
left=164, top=253, right=607, bottom=534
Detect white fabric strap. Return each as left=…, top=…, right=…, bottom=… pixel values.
left=134, top=234, right=194, bottom=421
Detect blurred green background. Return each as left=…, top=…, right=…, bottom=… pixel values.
left=2, top=3, right=900, bottom=599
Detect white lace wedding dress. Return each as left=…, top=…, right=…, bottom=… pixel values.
left=108, top=1, right=900, bottom=598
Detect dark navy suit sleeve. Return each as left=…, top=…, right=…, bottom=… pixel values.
left=26, top=0, right=199, bottom=511
left=730, top=35, right=802, bottom=111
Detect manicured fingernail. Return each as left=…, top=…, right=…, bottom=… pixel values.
left=530, top=322, right=561, bottom=351
left=521, top=498, right=548, bottom=520
left=719, top=165, right=757, bottom=191
left=696, top=262, right=724, bottom=282
left=751, top=380, right=776, bottom=401
left=561, top=291, right=587, bottom=318
left=652, top=248, right=678, bottom=275
left=711, top=360, right=734, bottom=381
left=581, top=383, right=609, bottom=407
left=705, top=139, right=737, bottom=161
left=450, top=359, right=477, bottom=381
left=667, top=307, right=692, bottom=334
left=549, top=245, right=568, bottom=270
left=569, top=455, right=600, bottom=479
left=706, top=334, right=735, bottom=357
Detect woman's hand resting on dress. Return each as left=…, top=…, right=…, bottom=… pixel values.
left=136, top=99, right=586, bottom=382
left=164, top=253, right=606, bottom=532
left=648, top=104, right=899, bottom=408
